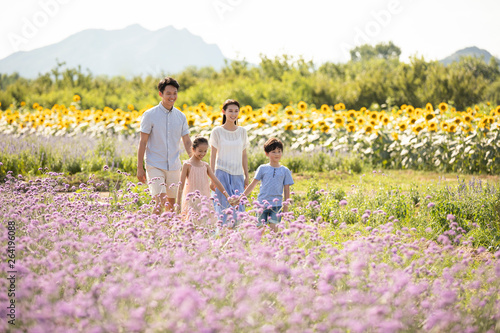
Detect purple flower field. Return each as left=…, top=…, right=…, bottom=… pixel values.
left=1, top=172, right=500, bottom=332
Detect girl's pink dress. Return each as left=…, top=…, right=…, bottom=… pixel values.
left=182, top=162, right=212, bottom=223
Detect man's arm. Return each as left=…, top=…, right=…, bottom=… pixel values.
left=137, top=132, right=149, bottom=183
left=182, top=134, right=192, bottom=157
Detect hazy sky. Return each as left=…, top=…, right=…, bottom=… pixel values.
left=1, top=0, right=499, bottom=64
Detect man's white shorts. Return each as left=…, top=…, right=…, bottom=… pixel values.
left=145, top=164, right=180, bottom=198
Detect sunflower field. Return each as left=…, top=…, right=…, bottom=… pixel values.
left=1, top=98, right=499, bottom=174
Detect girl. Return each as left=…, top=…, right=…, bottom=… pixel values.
left=177, top=136, right=230, bottom=224
left=209, top=99, right=249, bottom=226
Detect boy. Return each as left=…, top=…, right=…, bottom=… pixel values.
left=234, top=137, right=294, bottom=231
left=137, top=77, right=192, bottom=215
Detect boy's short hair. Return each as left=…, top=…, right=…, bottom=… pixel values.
left=264, top=137, right=284, bottom=153
left=158, top=77, right=180, bottom=93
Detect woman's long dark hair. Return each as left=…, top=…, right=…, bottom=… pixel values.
left=222, top=99, right=240, bottom=125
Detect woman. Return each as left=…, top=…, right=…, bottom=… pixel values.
left=209, top=99, right=249, bottom=226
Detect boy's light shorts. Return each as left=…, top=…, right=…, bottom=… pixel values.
left=145, top=164, right=180, bottom=198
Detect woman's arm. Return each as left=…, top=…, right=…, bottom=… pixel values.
left=242, top=148, right=249, bottom=187
left=283, top=184, right=290, bottom=213
left=207, top=165, right=229, bottom=200
left=176, top=163, right=190, bottom=213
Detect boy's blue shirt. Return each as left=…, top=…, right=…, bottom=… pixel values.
left=254, top=164, right=294, bottom=207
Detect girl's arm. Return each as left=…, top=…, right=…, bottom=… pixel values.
left=283, top=184, right=291, bottom=213
left=242, top=148, right=249, bottom=187
left=209, top=145, right=218, bottom=191
left=176, top=163, right=190, bottom=213
left=207, top=165, right=229, bottom=200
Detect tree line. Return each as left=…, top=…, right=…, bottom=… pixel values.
left=1, top=43, right=499, bottom=110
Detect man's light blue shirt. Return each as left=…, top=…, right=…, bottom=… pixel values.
left=140, top=102, right=189, bottom=171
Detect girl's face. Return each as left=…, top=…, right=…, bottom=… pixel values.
left=192, top=143, right=209, bottom=160
left=223, top=104, right=240, bottom=123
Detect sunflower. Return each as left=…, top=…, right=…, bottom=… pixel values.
left=357, top=117, right=366, bottom=126
left=338, top=103, right=346, bottom=110
left=285, top=106, right=295, bottom=117
left=463, top=114, right=473, bottom=123
left=370, top=112, right=378, bottom=120
left=73, top=95, right=81, bottom=102
left=496, top=106, right=500, bottom=116
left=414, top=108, right=423, bottom=117
left=409, top=117, right=417, bottom=125
left=412, top=124, right=425, bottom=134
left=448, top=124, right=457, bottom=133
left=297, top=101, right=307, bottom=112
left=391, top=132, right=398, bottom=141
left=453, top=117, right=462, bottom=125
left=474, top=105, right=480, bottom=112
left=33, top=102, right=39, bottom=109
left=369, top=119, right=377, bottom=126
left=364, top=125, right=375, bottom=135
left=360, top=107, right=367, bottom=113
left=20, top=101, right=26, bottom=107
left=271, top=119, right=280, bottom=127
left=334, top=116, right=344, bottom=127
left=428, top=122, right=438, bottom=132
left=284, top=123, right=295, bottom=131
left=398, top=122, right=407, bottom=131
left=438, top=103, right=448, bottom=113
left=424, top=112, right=435, bottom=121
left=346, top=123, right=356, bottom=132
left=320, top=124, right=330, bottom=133
left=440, top=122, right=449, bottom=131
left=320, top=104, right=330, bottom=113
left=347, top=110, right=356, bottom=118
left=425, top=103, right=433, bottom=112
left=381, top=116, right=390, bottom=126
left=405, top=105, right=415, bottom=115
left=210, top=114, right=218, bottom=123
left=127, top=104, right=134, bottom=111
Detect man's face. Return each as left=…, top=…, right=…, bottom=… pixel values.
left=159, top=85, right=178, bottom=110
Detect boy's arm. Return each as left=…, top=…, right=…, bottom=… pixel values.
left=176, top=163, right=190, bottom=213
left=207, top=165, right=229, bottom=200
left=283, top=185, right=290, bottom=213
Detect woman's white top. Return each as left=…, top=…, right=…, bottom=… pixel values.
left=209, top=126, right=249, bottom=175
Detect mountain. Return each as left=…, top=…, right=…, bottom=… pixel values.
left=0, top=25, right=227, bottom=78
left=440, top=46, right=499, bottom=66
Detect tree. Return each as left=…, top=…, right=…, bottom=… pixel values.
left=350, top=42, right=401, bottom=62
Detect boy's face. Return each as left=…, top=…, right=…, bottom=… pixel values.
left=159, top=85, right=178, bottom=110
left=266, top=148, right=282, bottom=163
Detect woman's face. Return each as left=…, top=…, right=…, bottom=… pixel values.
left=223, top=104, right=240, bottom=123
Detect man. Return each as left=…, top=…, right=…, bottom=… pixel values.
left=137, top=77, right=192, bottom=214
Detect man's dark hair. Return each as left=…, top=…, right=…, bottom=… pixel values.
left=158, top=77, right=180, bottom=93
left=264, top=137, right=284, bottom=153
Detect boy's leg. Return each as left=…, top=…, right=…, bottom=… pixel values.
left=267, top=206, right=282, bottom=232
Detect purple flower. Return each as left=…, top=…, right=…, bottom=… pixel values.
left=447, top=214, right=455, bottom=221
left=339, top=199, right=347, bottom=206
left=103, top=165, right=110, bottom=171
left=427, top=202, right=435, bottom=208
